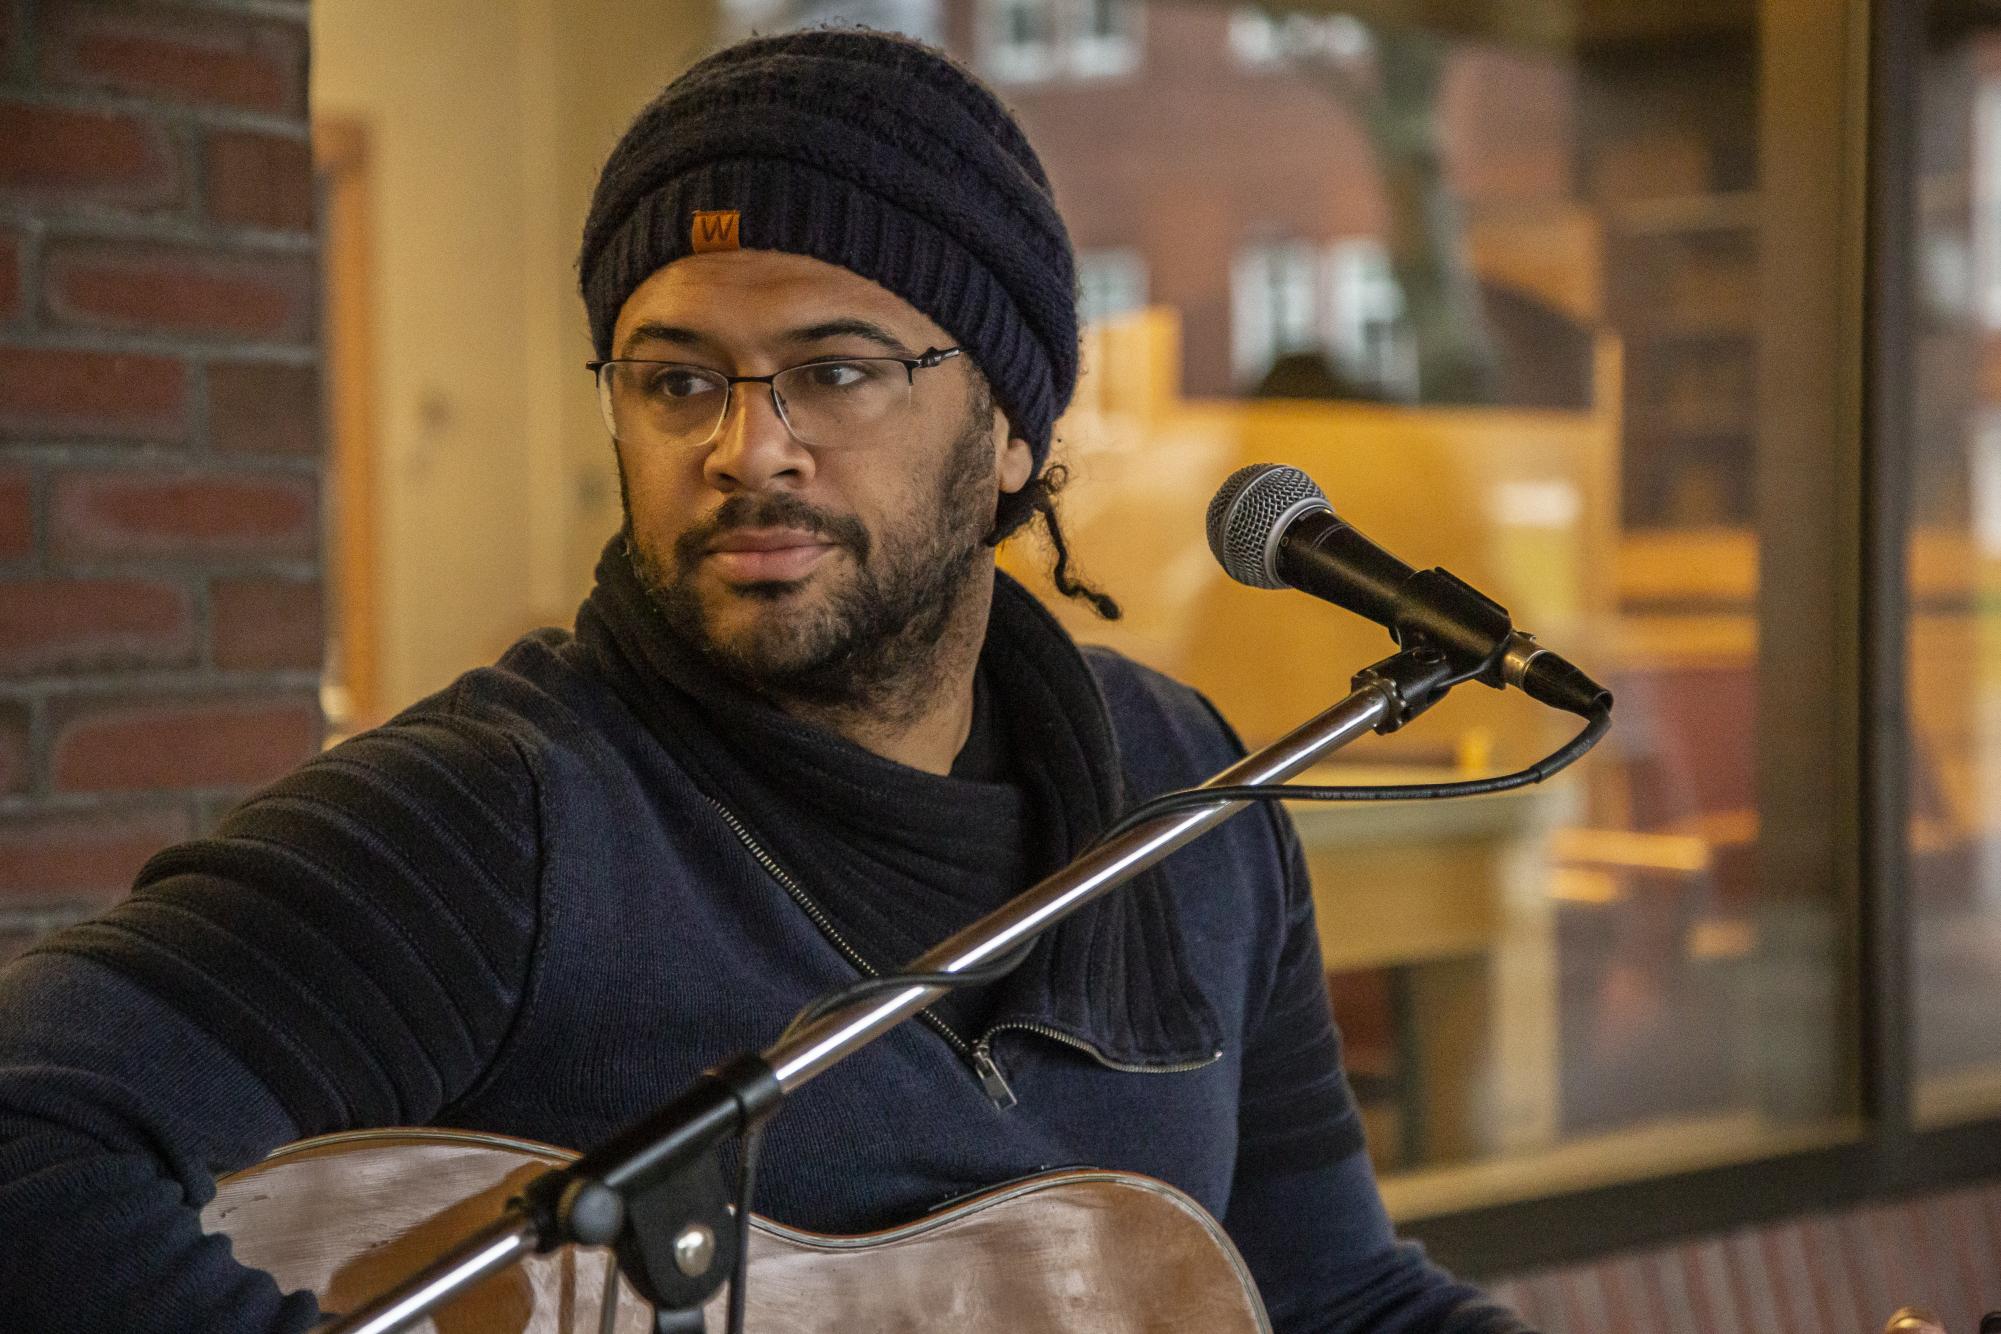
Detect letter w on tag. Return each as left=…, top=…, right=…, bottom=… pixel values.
left=691, top=210, right=741, bottom=253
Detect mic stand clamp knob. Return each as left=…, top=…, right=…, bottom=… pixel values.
left=1353, top=646, right=1459, bottom=734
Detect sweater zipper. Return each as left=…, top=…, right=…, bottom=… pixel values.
left=970, top=1022, right=1225, bottom=1110
left=706, top=796, right=978, bottom=1059
left=708, top=799, right=1225, bottom=1113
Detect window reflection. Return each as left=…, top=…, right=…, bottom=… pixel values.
left=1912, top=23, right=2001, bottom=1127
left=954, top=0, right=1840, bottom=1208
left=316, top=0, right=1858, bottom=1216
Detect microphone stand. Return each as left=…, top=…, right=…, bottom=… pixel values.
left=319, top=648, right=1454, bottom=1334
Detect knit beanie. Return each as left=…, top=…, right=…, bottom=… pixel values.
left=577, top=27, right=1079, bottom=469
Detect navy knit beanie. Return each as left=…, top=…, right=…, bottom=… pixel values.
left=577, top=27, right=1079, bottom=470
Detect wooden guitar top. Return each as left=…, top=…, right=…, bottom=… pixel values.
left=204, top=1127, right=1272, bottom=1333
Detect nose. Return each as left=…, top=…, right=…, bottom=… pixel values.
left=703, top=378, right=814, bottom=492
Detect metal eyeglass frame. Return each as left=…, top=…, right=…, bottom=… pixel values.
left=584, top=345, right=964, bottom=449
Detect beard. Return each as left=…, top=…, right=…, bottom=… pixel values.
left=622, top=399, right=1000, bottom=720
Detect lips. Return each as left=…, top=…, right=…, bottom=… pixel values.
left=704, top=528, right=837, bottom=582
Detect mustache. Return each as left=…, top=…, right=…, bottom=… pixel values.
left=672, top=493, right=871, bottom=569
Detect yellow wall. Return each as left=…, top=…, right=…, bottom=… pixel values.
left=311, top=0, right=720, bottom=715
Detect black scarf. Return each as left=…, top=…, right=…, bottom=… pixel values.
left=573, top=537, right=1220, bottom=1066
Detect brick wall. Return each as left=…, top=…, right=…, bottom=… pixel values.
left=0, top=0, right=322, bottom=961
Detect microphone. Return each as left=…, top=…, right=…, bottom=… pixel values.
left=1205, top=463, right=1611, bottom=718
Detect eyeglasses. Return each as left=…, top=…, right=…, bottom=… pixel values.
left=586, top=346, right=963, bottom=450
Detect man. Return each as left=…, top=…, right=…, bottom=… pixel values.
left=0, top=28, right=1530, bottom=1333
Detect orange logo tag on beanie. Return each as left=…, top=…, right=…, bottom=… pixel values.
left=691, top=210, right=741, bottom=252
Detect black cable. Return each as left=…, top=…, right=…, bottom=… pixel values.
left=1092, top=707, right=1611, bottom=844
left=772, top=708, right=1609, bottom=1035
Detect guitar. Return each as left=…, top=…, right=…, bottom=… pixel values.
left=204, top=1127, right=1272, bottom=1333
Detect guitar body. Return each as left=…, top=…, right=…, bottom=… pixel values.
left=204, top=1128, right=1272, bottom=1333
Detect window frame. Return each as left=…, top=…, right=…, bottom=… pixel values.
left=978, top=0, right=1143, bottom=85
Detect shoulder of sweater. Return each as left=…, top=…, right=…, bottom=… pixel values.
left=186, top=630, right=600, bottom=872
left=273, top=623, right=693, bottom=840
left=1076, top=642, right=1250, bottom=766
left=359, top=626, right=626, bottom=766
left=382, top=626, right=583, bottom=730
left=188, top=699, right=545, bottom=887
left=1074, top=644, right=1303, bottom=878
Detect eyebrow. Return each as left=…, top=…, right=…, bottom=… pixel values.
left=618, top=318, right=915, bottom=358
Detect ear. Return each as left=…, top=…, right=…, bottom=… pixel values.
left=997, top=433, right=1034, bottom=495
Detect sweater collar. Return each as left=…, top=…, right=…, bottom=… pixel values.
left=574, top=535, right=1221, bottom=1068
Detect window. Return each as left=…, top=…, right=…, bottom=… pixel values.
left=307, top=0, right=1921, bottom=1277
left=1324, top=238, right=1416, bottom=399
left=1909, top=35, right=2001, bottom=1135
left=1975, top=76, right=2001, bottom=328
left=982, top=0, right=1059, bottom=83
left=1076, top=248, right=1148, bottom=324
left=1069, top=0, right=1143, bottom=79
left=1227, top=7, right=1372, bottom=68
left=978, top=0, right=1142, bottom=84
left=997, top=0, right=1868, bottom=1246
left=1229, top=238, right=1413, bottom=397
left=1230, top=240, right=1321, bottom=387
left=720, top=0, right=943, bottom=42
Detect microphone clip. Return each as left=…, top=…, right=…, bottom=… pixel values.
left=1389, top=566, right=1516, bottom=688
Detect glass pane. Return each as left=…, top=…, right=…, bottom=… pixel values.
left=1909, top=19, right=2001, bottom=1127
left=966, top=0, right=1857, bottom=1211
left=315, top=0, right=1862, bottom=1222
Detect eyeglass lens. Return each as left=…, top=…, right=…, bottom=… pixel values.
left=598, top=359, right=913, bottom=449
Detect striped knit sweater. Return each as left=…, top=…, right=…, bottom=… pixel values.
left=0, top=573, right=1529, bottom=1333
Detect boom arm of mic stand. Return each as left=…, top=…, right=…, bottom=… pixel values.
left=320, top=678, right=1399, bottom=1334
left=762, top=677, right=1395, bottom=1092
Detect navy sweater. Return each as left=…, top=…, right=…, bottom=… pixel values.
left=0, top=575, right=1529, bottom=1333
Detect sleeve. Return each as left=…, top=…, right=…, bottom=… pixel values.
left=1221, top=807, right=1537, bottom=1334
left=0, top=707, right=544, bottom=1334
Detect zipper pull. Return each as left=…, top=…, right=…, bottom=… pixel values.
left=971, top=1041, right=1017, bottom=1110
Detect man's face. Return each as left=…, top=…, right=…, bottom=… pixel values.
left=607, top=250, right=1035, bottom=709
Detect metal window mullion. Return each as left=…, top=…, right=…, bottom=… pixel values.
left=1858, top=0, right=1923, bottom=1150
left=1751, top=0, right=1878, bottom=1137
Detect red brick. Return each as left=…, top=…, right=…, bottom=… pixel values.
left=208, top=360, right=318, bottom=454
left=0, top=468, right=28, bottom=559
left=0, top=577, right=194, bottom=675
left=0, top=344, right=188, bottom=443
left=0, top=700, right=26, bottom=794
left=51, top=692, right=319, bottom=792
left=41, top=3, right=307, bottom=118
left=204, top=128, right=312, bottom=233
left=211, top=575, right=320, bottom=671
left=43, top=239, right=314, bottom=344
left=0, top=100, right=181, bottom=210
left=0, top=804, right=192, bottom=900
left=0, top=232, right=19, bottom=324
left=51, top=468, right=316, bottom=561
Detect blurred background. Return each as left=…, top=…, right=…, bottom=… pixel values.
left=13, top=0, right=2001, bottom=1326
left=309, top=0, right=1834, bottom=1216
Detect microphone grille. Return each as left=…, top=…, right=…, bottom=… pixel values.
left=1205, top=463, right=1329, bottom=589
